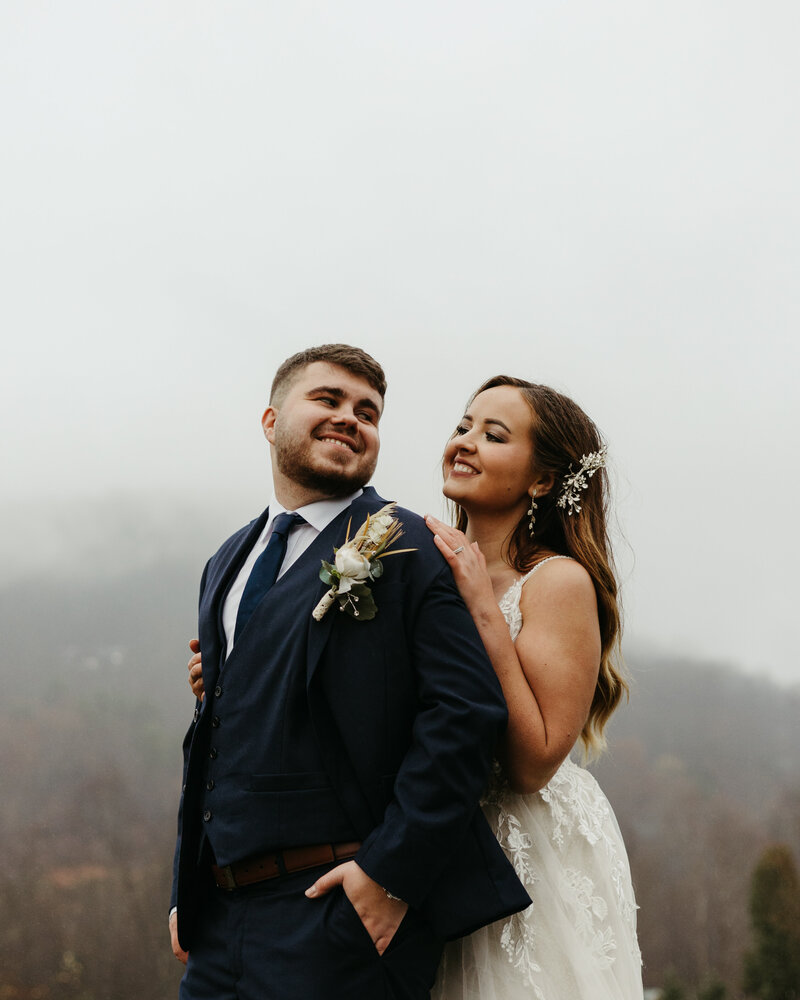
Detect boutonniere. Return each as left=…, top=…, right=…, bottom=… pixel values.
left=312, top=503, right=415, bottom=622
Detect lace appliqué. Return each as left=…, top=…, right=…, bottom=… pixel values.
left=563, top=868, right=616, bottom=969
left=539, top=758, right=640, bottom=965
left=486, top=763, right=544, bottom=996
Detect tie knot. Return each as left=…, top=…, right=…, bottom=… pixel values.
left=271, top=511, right=305, bottom=540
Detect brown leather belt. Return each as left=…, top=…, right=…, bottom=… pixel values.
left=212, top=841, right=362, bottom=891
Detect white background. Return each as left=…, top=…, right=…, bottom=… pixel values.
left=2, top=0, right=798, bottom=682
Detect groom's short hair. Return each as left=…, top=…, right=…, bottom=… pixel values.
left=269, top=344, right=387, bottom=406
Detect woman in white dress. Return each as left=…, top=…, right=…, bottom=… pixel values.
left=424, top=376, right=642, bottom=1000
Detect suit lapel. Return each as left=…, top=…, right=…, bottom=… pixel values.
left=305, top=488, right=386, bottom=687
left=201, top=509, right=269, bottom=686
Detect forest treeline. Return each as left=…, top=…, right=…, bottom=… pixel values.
left=1, top=557, right=798, bottom=998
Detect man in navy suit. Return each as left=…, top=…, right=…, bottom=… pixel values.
left=170, top=344, right=529, bottom=999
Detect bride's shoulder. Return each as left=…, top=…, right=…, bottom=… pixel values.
left=519, top=555, right=595, bottom=610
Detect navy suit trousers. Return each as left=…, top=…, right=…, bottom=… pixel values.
left=179, top=862, right=445, bottom=1000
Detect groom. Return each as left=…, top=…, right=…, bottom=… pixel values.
left=170, top=344, right=530, bottom=999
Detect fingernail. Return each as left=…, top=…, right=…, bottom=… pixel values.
left=305, top=886, right=317, bottom=897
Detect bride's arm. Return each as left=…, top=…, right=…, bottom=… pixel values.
left=498, top=561, right=599, bottom=791
left=425, top=517, right=600, bottom=794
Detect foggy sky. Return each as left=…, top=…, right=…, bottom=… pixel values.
left=2, top=1, right=798, bottom=684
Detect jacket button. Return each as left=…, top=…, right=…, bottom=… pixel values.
left=214, top=685, right=222, bottom=698
left=209, top=747, right=218, bottom=760
left=212, top=716, right=221, bottom=728
left=206, top=779, right=215, bottom=791
left=203, top=810, right=212, bottom=822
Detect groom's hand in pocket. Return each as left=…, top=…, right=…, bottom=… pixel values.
left=305, top=860, right=408, bottom=955
left=169, top=910, right=188, bottom=965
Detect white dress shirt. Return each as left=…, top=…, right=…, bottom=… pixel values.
left=221, top=490, right=362, bottom=659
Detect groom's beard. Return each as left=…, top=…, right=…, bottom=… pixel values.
left=273, top=426, right=377, bottom=497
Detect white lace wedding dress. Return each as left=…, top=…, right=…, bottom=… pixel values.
left=432, top=559, right=643, bottom=1000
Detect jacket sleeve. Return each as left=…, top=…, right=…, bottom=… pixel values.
left=354, top=562, right=507, bottom=907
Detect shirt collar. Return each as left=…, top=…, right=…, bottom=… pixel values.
left=266, top=488, right=364, bottom=534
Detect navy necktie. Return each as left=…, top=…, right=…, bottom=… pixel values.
left=234, top=511, right=305, bottom=642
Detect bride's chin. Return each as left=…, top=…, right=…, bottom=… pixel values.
left=442, top=482, right=461, bottom=502
left=442, top=489, right=474, bottom=517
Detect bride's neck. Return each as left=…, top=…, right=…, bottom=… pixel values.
left=464, top=508, right=520, bottom=579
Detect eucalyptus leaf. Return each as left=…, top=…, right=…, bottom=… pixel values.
left=335, top=588, right=378, bottom=621
left=354, top=593, right=378, bottom=620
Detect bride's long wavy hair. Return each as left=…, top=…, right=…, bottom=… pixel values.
left=447, top=375, right=627, bottom=757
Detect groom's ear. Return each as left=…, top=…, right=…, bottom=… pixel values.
left=261, top=406, right=278, bottom=444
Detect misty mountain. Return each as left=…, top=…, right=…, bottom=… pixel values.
left=3, top=539, right=798, bottom=808
left=596, top=650, right=800, bottom=816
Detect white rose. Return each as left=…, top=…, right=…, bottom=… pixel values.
left=335, top=545, right=372, bottom=584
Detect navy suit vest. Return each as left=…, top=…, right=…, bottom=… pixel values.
left=196, top=539, right=357, bottom=865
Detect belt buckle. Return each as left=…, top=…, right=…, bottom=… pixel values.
left=216, top=865, right=238, bottom=891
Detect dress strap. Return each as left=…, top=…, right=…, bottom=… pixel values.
left=519, top=554, right=572, bottom=585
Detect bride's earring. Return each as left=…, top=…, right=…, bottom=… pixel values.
left=527, top=490, right=538, bottom=537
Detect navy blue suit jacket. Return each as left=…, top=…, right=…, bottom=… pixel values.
left=172, top=487, right=530, bottom=945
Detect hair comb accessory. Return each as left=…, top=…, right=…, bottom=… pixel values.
left=557, top=447, right=607, bottom=516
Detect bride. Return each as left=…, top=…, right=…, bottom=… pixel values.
left=425, top=375, right=642, bottom=1000
left=187, top=373, right=643, bottom=999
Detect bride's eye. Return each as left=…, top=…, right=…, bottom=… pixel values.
left=454, top=425, right=468, bottom=436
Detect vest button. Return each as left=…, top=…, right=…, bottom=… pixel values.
left=206, top=779, right=215, bottom=791
left=212, top=716, right=221, bottom=728
left=214, top=686, right=222, bottom=698
left=203, top=810, right=212, bottom=822
left=209, top=747, right=218, bottom=760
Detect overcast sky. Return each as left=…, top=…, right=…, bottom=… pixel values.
left=2, top=1, right=798, bottom=684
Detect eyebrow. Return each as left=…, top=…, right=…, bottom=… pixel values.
left=307, top=385, right=381, bottom=416
left=461, top=414, right=512, bottom=434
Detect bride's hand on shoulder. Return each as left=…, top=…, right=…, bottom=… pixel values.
left=424, top=515, right=495, bottom=619
left=188, top=639, right=205, bottom=700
